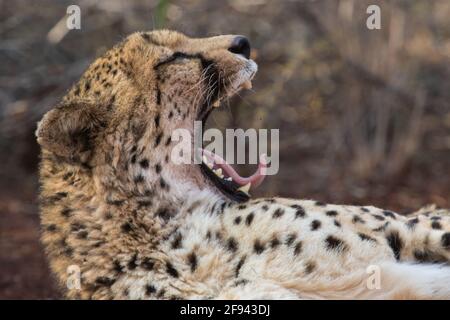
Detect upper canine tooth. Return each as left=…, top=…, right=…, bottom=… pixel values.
left=237, top=182, right=251, bottom=194
left=225, top=177, right=232, bottom=181
left=202, top=155, right=209, bottom=164
left=242, top=80, right=252, bottom=90
left=213, top=168, right=223, bottom=178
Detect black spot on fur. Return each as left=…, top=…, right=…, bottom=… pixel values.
left=386, top=231, right=403, bottom=260
left=245, top=213, right=254, bottom=226
left=62, top=172, right=73, bottom=181
left=253, top=239, right=265, bottom=254
left=285, top=233, right=297, bottom=246
left=218, top=202, right=227, bottom=215
left=372, top=214, right=385, bottom=221
left=70, top=222, right=86, bottom=232
left=159, top=177, right=169, bottom=190
left=373, top=222, right=389, bottom=232
left=441, top=233, right=450, bottom=250
left=261, top=205, right=269, bottom=211
left=171, top=233, right=183, bottom=249
left=270, top=236, right=280, bottom=248
left=56, top=191, right=68, bottom=198
left=272, top=208, right=285, bottom=218
left=95, top=277, right=115, bottom=287
left=121, top=221, right=133, bottom=233
left=145, top=284, right=157, bottom=295
left=383, top=210, right=396, bottom=219
left=113, top=260, right=124, bottom=273
left=154, top=132, right=163, bottom=147
left=141, top=258, right=155, bottom=270
left=155, top=163, right=162, bottom=174
left=140, top=32, right=153, bottom=42
left=413, top=250, right=446, bottom=263
left=157, top=289, right=166, bottom=299
left=311, top=220, right=321, bottom=231
left=292, top=205, right=306, bottom=218
left=227, top=237, right=238, bottom=252
left=139, top=159, right=149, bottom=169
left=128, top=253, right=138, bottom=270
left=104, top=212, right=113, bottom=220
left=77, top=230, right=88, bottom=239
left=235, top=256, right=246, bottom=277
left=358, top=233, right=377, bottom=243
left=155, top=207, right=175, bottom=221
left=431, top=221, right=442, bottom=230
left=187, top=252, right=198, bottom=272
left=352, top=215, right=365, bottom=224
left=166, top=262, right=179, bottom=278
left=334, top=220, right=341, bottom=228
left=61, top=208, right=72, bottom=217
left=326, top=210, right=338, bottom=217
left=214, top=231, right=223, bottom=241
left=406, top=217, right=419, bottom=229
left=238, top=204, right=247, bottom=210
left=325, top=235, right=348, bottom=252
left=46, top=224, right=57, bottom=232
left=234, top=216, right=242, bottom=225
left=305, top=261, right=316, bottom=274
left=234, top=279, right=249, bottom=287
left=107, top=199, right=125, bottom=206
left=360, top=207, right=370, bottom=213
left=154, top=114, right=160, bottom=127
left=293, top=241, right=303, bottom=255
left=134, top=175, right=144, bottom=183
left=137, top=200, right=152, bottom=208
left=315, top=201, right=327, bottom=207
left=156, top=89, right=161, bottom=105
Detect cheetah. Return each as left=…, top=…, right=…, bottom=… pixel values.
left=36, top=30, right=450, bottom=300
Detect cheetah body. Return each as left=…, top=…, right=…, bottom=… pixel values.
left=36, top=30, right=450, bottom=300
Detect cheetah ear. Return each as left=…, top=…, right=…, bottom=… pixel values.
left=36, top=101, right=107, bottom=162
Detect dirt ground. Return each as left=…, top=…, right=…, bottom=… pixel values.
left=1, top=0, right=449, bottom=299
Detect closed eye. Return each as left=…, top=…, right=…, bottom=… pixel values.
left=154, top=52, right=202, bottom=70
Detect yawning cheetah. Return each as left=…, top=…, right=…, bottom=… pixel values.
left=36, top=30, right=450, bottom=299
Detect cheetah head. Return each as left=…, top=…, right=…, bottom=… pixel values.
left=36, top=30, right=262, bottom=204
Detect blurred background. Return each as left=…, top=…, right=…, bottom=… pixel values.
left=1, top=0, right=449, bottom=299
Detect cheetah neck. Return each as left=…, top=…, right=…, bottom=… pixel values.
left=39, top=151, right=233, bottom=297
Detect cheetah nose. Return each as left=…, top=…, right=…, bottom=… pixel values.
left=228, top=36, right=251, bottom=59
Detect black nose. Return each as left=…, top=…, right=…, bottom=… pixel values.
left=228, top=36, right=251, bottom=59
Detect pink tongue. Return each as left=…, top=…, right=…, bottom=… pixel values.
left=200, top=148, right=267, bottom=189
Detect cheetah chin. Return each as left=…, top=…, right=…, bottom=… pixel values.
left=36, top=30, right=450, bottom=300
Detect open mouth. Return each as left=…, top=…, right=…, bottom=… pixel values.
left=196, top=62, right=266, bottom=202
left=199, top=149, right=267, bottom=202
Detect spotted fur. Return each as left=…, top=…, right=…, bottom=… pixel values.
left=37, top=30, right=450, bottom=300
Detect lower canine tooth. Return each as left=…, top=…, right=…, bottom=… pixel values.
left=213, top=100, right=220, bottom=108
left=225, top=177, right=232, bottom=181
left=237, top=182, right=251, bottom=194
left=242, top=80, right=252, bottom=90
